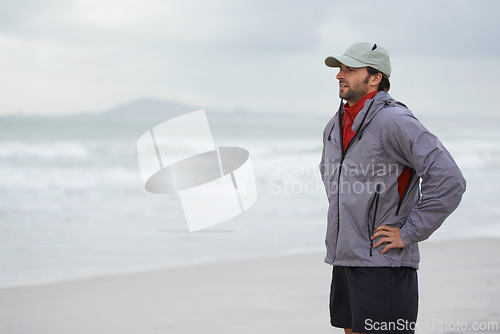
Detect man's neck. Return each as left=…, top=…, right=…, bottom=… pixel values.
left=346, top=89, right=378, bottom=107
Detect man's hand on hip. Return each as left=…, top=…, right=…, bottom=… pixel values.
left=371, top=225, right=406, bottom=254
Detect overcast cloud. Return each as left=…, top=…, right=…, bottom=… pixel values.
left=0, top=0, right=498, bottom=116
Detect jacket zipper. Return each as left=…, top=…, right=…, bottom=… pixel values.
left=334, top=100, right=375, bottom=256
left=335, top=111, right=345, bottom=251
left=368, top=184, right=381, bottom=256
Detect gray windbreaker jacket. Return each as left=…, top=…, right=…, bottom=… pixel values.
left=320, top=92, right=466, bottom=269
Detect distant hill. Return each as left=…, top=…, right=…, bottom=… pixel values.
left=97, top=97, right=320, bottom=123
left=0, top=97, right=327, bottom=140
left=0, top=97, right=326, bottom=125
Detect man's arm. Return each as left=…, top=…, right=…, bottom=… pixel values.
left=380, top=107, right=466, bottom=246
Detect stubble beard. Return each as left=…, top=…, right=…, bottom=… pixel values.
left=339, top=75, right=371, bottom=104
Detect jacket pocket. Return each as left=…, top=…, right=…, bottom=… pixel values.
left=367, top=184, right=381, bottom=257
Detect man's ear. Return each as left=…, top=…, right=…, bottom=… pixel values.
left=370, top=73, right=382, bottom=88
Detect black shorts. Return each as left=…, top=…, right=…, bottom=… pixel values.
left=329, top=266, right=418, bottom=334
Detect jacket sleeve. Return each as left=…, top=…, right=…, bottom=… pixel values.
left=382, top=108, right=466, bottom=246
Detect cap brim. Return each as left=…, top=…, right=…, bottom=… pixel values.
left=325, top=55, right=367, bottom=69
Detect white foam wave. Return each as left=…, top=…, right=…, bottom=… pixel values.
left=0, top=141, right=90, bottom=159
left=1, top=166, right=140, bottom=191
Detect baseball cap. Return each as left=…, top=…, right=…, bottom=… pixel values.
left=325, top=42, right=391, bottom=78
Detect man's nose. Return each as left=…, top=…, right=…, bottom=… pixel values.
left=336, top=70, right=344, bottom=80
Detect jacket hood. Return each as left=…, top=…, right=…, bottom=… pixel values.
left=351, top=91, right=396, bottom=133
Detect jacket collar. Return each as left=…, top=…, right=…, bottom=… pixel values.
left=351, top=91, right=395, bottom=132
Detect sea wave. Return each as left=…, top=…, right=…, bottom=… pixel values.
left=0, top=141, right=90, bottom=159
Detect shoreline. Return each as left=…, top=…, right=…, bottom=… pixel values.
left=0, top=246, right=326, bottom=290
left=0, top=238, right=499, bottom=334
left=1, top=236, right=498, bottom=290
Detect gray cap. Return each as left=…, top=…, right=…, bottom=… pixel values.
left=325, top=42, right=391, bottom=78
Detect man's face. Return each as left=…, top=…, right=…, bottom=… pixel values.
left=336, top=64, right=371, bottom=105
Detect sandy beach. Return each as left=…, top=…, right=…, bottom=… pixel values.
left=0, top=239, right=499, bottom=334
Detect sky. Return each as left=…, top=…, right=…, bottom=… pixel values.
left=0, top=0, right=499, bottom=116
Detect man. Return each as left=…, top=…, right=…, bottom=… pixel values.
left=319, top=42, right=466, bottom=334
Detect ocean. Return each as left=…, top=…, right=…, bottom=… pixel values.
left=0, top=108, right=499, bottom=288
